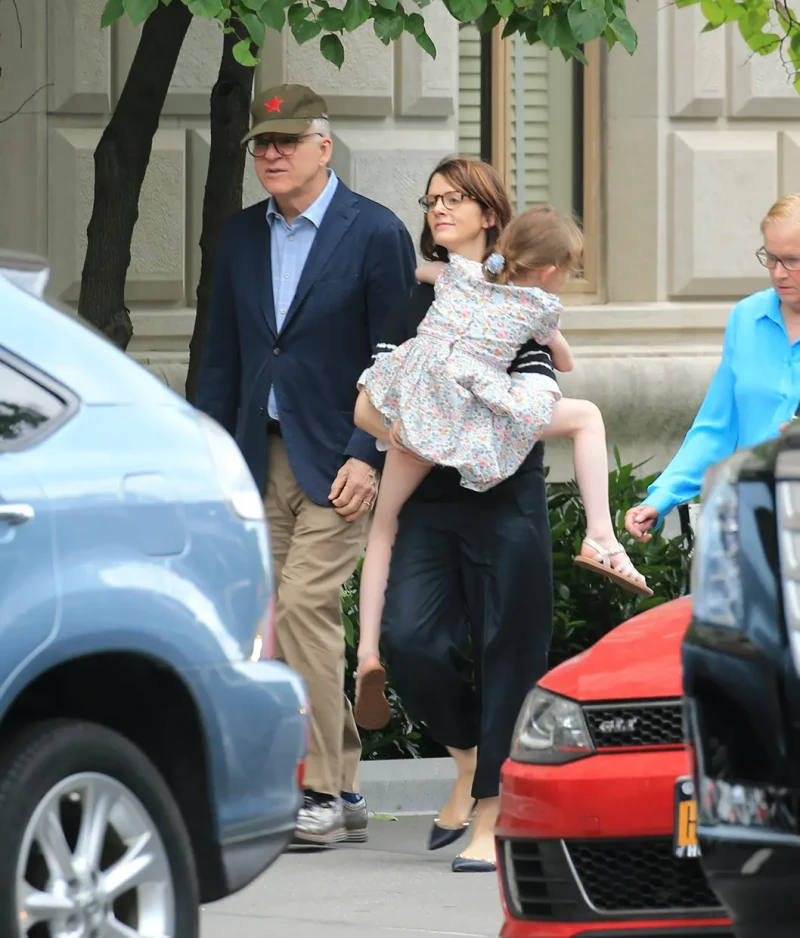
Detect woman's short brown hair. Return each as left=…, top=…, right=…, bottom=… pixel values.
left=419, top=157, right=513, bottom=262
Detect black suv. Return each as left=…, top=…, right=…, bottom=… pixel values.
left=683, top=428, right=800, bottom=938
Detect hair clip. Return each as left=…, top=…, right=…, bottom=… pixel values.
left=485, top=252, right=506, bottom=274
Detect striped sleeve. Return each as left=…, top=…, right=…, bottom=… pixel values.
left=510, top=339, right=557, bottom=383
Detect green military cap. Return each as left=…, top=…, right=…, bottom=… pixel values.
left=242, top=84, right=329, bottom=144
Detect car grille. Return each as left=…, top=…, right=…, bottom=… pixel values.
left=500, top=837, right=723, bottom=922
left=583, top=699, right=684, bottom=749
left=565, top=838, right=719, bottom=913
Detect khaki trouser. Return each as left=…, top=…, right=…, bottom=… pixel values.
left=265, top=437, right=367, bottom=797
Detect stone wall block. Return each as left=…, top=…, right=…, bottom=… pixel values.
left=670, top=130, right=776, bottom=298
left=115, top=15, right=223, bottom=114
left=396, top=5, right=458, bottom=117
left=669, top=4, right=725, bottom=119
left=48, top=127, right=186, bottom=303
left=728, top=27, right=800, bottom=119
left=257, top=22, right=393, bottom=116
left=48, top=0, right=111, bottom=114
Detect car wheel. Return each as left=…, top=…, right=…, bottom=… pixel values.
left=0, top=719, right=199, bottom=938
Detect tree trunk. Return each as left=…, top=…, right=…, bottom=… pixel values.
left=77, top=0, right=192, bottom=349
left=185, top=33, right=255, bottom=403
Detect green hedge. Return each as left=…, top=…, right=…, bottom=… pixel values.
left=341, top=450, right=693, bottom=760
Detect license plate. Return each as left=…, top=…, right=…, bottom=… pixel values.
left=673, top=776, right=700, bottom=858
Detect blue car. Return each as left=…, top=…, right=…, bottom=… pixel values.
left=0, top=254, right=308, bottom=938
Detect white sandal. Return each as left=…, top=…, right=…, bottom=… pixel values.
left=573, top=537, right=654, bottom=598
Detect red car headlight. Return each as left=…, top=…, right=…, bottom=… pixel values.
left=510, top=686, right=595, bottom=765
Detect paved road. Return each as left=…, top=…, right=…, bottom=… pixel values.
left=202, top=815, right=503, bottom=938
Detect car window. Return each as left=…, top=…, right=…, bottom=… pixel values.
left=0, top=360, right=66, bottom=448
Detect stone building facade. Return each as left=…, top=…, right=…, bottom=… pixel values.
left=1, top=0, right=799, bottom=479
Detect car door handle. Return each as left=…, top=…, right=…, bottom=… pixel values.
left=0, top=504, right=35, bottom=525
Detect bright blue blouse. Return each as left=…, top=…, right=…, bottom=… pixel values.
left=643, top=288, right=800, bottom=521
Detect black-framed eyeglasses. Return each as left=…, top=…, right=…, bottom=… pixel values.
left=418, top=191, right=469, bottom=213
left=756, top=247, right=800, bottom=272
left=246, top=132, right=323, bottom=158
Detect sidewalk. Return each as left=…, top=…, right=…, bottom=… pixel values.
left=201, top=816, right=503, bottom=937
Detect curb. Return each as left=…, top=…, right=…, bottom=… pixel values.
left=358, top=757, right=457, bottom=816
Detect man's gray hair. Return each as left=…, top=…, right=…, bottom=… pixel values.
left=311, top=117, right=331, bottom=138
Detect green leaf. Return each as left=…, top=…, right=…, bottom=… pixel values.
left=318, top=6, right=345, bottom=29
left=343, top=0, right=371, bottom=30
left=501, top=10, right=526, bottom=38
left=320, top=32, right=345, bottom=66
left=292, top=16, right=324, bottom=42
left=100, top=0, right=125, bottom=28
left=610, top=12, right=637, bottom=54
left=372, top=8, right=405, bottom=42
left=240, top=0, right=266, bottom=8
left=405, top=11, right=425, bottom=35
left=674, top=0, right=701, bottom=7
left=415, top=27, right=436, bottom=56
left=232, top=38, right=259, bottom=64
left=718, top=0, right=743, bottom=18
left=540, top=9, right=574, bottom=49
left=187, top=0, right=223, bottom=16
left=122, top=0, right=158, bottom=26
left=567, top=2, right=607, bottom=44
left=242, top=11, right=266, bottom=45
left=479, top=4, right=501, bottom=33
left=448, top=0, right=489, bottom=23
left=699, top=0, right=725, bottom=27
left=494, top=0, right=514, bottom=18
left=747, top=31, right=781, bottom=55
left=260, top=0, right=286, bottom=30
left=376, top=0, right=399, bottom=10
left=603, top=22, right=617, bottom=48
left=288, top=2, right=310, bottom=26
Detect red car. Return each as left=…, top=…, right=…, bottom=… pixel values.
left=496, top=597, right=733, bottom=937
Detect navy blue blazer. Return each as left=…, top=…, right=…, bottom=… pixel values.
left=194, top=182, right=416, bottom=504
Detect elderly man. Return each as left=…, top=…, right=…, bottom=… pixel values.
left=196, top=84, right=416, bottom=843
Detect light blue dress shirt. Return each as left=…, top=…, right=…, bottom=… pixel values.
left=266, top=169, right=339, bottom=419
left=644, top=288, right=800, bottom=521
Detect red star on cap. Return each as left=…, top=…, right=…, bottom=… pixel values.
left=265, top=96, right=284, bottom=113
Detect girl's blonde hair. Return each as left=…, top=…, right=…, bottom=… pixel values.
left=485, top=206, right=584, bottom=284
left=761, top=193, right=800, bottom=234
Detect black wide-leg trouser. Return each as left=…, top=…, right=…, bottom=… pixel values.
left=381, top=468, right=554, bottom=800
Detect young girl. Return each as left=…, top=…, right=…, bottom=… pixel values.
left=352, top=207, right=652, bottom=730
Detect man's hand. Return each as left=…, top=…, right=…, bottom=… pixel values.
left=329, top=458, right=380, bottom=522
left=624, top=504, right=659, bottom=543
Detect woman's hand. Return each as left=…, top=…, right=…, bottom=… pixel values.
left=624, top=504, right=659, bottom=543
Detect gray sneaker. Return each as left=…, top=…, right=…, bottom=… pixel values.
left=342, top=796, right=369, bottom=843
left=295, top=792, right=347, bottom=845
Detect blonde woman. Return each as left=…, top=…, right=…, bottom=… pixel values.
left=626, top=193, right=800, bottom=541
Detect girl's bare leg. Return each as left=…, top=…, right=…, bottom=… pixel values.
left=355, top=446, right=432, bottom=729
left=541, top=397, right=615, bottom=545
left=542, top=397, right=649, bottom=592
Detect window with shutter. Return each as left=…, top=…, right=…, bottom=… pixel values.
left=457, top=31, right=601, bottom=299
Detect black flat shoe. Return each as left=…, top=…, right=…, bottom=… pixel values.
left=451, top=855, right=497, bottom=873
left=427, top=799, right=477, bottom=851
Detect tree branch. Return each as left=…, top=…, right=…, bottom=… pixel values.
left=0, top=83, right=52, bottom=125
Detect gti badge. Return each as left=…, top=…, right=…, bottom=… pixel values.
left=598, top=716, right=639, bottom=734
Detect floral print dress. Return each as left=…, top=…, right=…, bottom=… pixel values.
left=363, top=254, right=562, bottom=492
